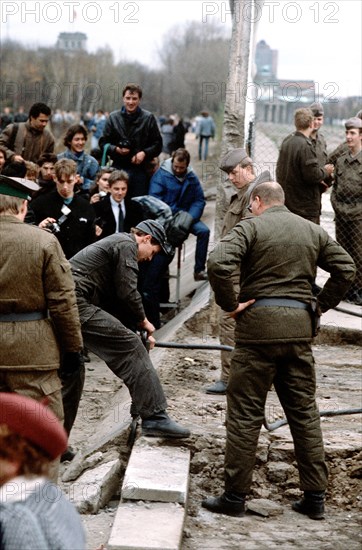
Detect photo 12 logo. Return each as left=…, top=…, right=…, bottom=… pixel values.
left=1, top=1, right=140, bottom=24
left=201, top=1, right=340, bottom=24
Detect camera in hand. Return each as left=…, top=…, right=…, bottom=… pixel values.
left=118, top=138, right=132, bottom=149
left=45, top=204, right=71, bottom=234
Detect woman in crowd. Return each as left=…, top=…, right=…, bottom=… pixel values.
left=57, top=124, right=99, bottom=196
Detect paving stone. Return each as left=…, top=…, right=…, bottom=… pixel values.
left=122, top=439, right=190, bottom=503
left=108, top=501, right=185, bottom=550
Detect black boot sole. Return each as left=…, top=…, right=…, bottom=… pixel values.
left=142, top=429, right=190, bottom=439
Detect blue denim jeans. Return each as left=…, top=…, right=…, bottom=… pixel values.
left=198, top=136, right=210, bottom=160
left=191, top=220, right=210, bottom=273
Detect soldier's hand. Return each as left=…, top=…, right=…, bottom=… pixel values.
left=60, top=351, right=84, bottom=379
left=324, top=164, right=334, bottom=176
left=228, top=299, right=255, bottom=319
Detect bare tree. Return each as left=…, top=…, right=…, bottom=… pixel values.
left=215, top=0, right=255, bottom=240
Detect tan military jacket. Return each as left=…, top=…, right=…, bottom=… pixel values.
left=0, top=216, right=82, bottom=369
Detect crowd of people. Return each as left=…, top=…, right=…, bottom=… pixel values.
left=0, top=86, right=360, bottom=547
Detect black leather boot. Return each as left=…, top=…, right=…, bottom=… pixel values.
left=292, top=490, right=325, bottom=520
left=142, top=411, right=190, bottom=438
left=202, top=491, right=246, bottom=517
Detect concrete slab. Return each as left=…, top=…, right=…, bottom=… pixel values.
left=69, top=458, right=121, bottom=514
left=108, top=501, right=185, bottom=550
left=122, top=439, right=190, bottom=503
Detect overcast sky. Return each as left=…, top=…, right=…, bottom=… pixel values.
left=1, top=0, right=361, bottom=98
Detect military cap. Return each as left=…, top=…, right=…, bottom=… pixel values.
left=0, top=393, right=68, bottom=460
left=219, top=148, right=252, bottom=173
left=345, top=117, right=362, bottom=130
left=310, top=102, right=324, bottom=116
left=356, top=109, right=362, bottom=120
left=0, top=174, right=39, bottom=199
left=244, top=170, right=272, bottom=207
left=135, top=219, right=173, bottom=255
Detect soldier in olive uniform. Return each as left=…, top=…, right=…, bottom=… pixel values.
left=202, top=182, right=355, bottom=519
left=276, top=108, right=334, bottom=224
left=0, top=175, right=83, bottom=477
left=205, top=148, right=271, bottom=395
left=327, top=109, right=362, bottom=165
left=309, top=103, right=328, bottom=166
left=331, top=117, right=362, bottom=305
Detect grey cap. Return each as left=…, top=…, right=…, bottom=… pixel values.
left=310, top=102, right=324, bottom=116
left=345, top=117, right=362, bottom=130
left=219, top=148, right=252, bottom=173
left=135, top=219, right=173, bottom=255
left=355, top=109, right=362, bottom=119
left=0, top=175, right=39, bottom=199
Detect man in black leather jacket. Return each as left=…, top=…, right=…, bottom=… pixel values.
left=99, top=83, right=162, bottom=198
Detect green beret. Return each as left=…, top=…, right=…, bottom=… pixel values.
left=0, top=175, right=39, bottom=199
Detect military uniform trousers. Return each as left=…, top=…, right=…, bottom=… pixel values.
left=218, top=277, right=240, bottom=383
left=225, top=341, right=328, bottom=493
left=62, top=300, right=168, bottom=432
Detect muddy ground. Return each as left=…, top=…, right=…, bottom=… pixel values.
left=60, top=304, right=362, bottom=550
left=60, top=135, right=361, bottom=549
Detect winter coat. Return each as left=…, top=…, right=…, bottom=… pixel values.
left=149, top=159, right=205, bottom=221
left=331, top=150, right=362, bottom=221
left=208, top=205, right=355, bottom=344
left=99, top=107, right=162, bottom=170
left=70, top=233, right=146, bottom=324
left=276, top=132, right=328, bottom=219
left=0, top=216, right=82, bottom=370
left=0, top=121, right=54, bottom=163
left=27, top=190, right=96, bottom=259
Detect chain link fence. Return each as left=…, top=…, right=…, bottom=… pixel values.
left=249, top=119, right=361, bottom=305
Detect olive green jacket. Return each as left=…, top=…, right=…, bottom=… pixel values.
left=331, top=150, right=362, bottom=220
left=208, top=206, right=355, bottom=344
left=276, top=132, right=328, bottom=219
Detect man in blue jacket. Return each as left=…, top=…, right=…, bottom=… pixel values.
left=150, top=148, right=210, bottom=280
left=140, top=148, right=210, bottom=327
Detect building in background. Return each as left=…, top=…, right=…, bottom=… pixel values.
left=56, top=32, right=87, bottom=52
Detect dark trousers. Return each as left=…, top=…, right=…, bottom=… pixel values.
left=138, top=253, right=174, bottom=328
left=61, top=364, right=85, bottom=435
left=225, top=342, right=328, bottom=493
left=62, top=302, right=167, bottom=434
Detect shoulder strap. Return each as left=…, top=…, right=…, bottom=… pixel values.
left=101, top=143, right=111, bottom=167
left=8, top=123, right=19, bottom=151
